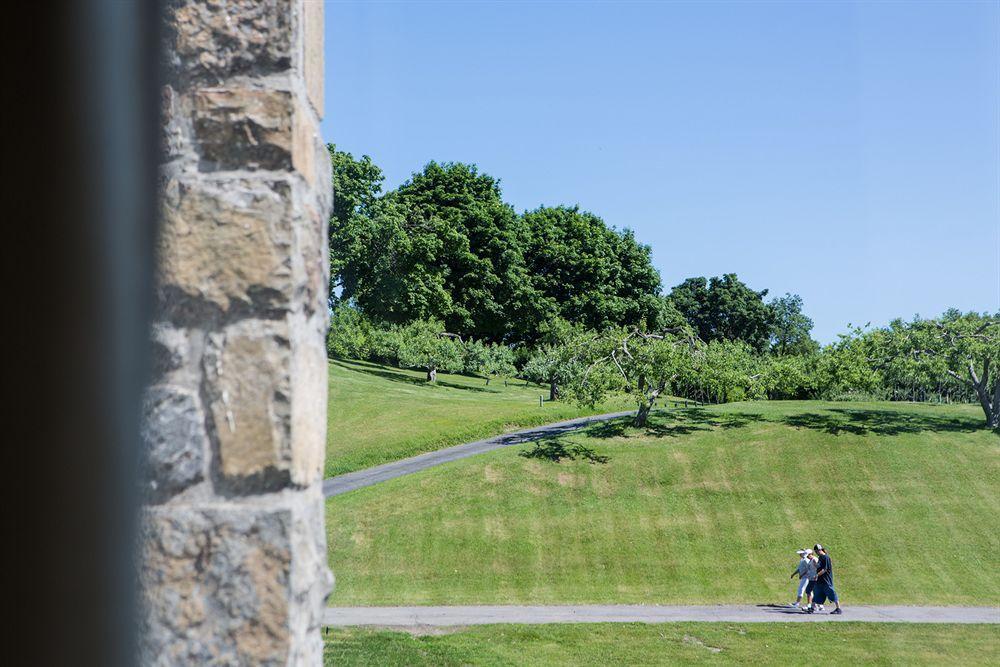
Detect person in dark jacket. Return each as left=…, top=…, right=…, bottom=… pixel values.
left=808, top=543, right=843, bottom=614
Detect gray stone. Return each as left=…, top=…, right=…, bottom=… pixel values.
left=192, top=88, right=294, bottom=172
left=139, top=507, right=293, bottom=665
left=141, top=385, right=206, bottom=500
left=164, top=0, right=292, bottom=85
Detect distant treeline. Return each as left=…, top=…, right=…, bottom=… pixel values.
left=327, top=147, right=998, bottom=426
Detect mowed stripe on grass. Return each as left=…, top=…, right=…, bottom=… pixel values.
left=327, top=401, right=1000, bottom=607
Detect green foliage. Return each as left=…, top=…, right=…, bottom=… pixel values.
left=463, top=340, right=517, bottom=384
left=668, top=274, right=775, bottom=352
left=522, top=206, right=664, bottom=334
left=769, top=293, right=819, bottom=356
left=760, top=353, right=818, bottom=400
left=565, top=327, right=694, bottom=425
left=681, top=339, right=766, bottom=403
left=326, top=304, right=374, bottom=360
left=396, top=319, right=465, bottom=379
left=328, top=149, right=666, bottom=343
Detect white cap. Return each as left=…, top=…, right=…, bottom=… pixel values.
left=796, top=549, right=807, bottom=555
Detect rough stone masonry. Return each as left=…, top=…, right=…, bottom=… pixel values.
left=140, top=1, right=332, bottom=664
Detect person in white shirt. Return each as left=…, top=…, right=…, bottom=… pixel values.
left=789, top=549, right=815, bottom=607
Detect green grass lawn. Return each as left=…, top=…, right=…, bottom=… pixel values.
left=324, top=623, right=999, bottom=666
left=326, top=359, right=630, bottom=476
left=327, top=401, right=1000, bottom=606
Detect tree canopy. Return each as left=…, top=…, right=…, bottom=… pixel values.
left=668, top=274, right=775, bottom=352
left=327, top=148, right=666, bottom=343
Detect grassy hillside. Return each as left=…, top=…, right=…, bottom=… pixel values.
left=324, top=623, right=999, bottom=666
left=326, top=359, right=630, bottom=476
left=327, top=401, right=999, bottom=606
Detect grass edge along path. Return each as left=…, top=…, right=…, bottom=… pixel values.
left=323, top=622, right=1000, bottom=666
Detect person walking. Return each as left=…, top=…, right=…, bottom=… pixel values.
left=810, top=544, right=842, bottom=614
left=789, top=549, right=814, bottom=608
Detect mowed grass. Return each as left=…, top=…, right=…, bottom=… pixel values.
left=324, top=623, right=999, bottom=666
left=327, top=401, right=1000, bottom=606
left=326, top=359, right=629, bottom=476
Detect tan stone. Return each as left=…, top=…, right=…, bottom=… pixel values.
left=292, top=98, right=319, bottom=186
left=204, top=322, right=291, bottom=483
left=289, top=314, right=327, bottom=485
left=303, top=0, right=324, bottom=116
left=158, top=178, right=293, bottom=315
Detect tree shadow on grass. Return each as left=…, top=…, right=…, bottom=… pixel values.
left=519, top=437, right=609, bottom=464
left=582, top=409, right=767, bottom=440
left=782, top=408, right=984, bottom=436
left=331, top=360, right=496, bottom=393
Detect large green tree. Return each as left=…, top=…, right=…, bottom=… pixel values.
left=329, top=148, right=669, bottom=343
left=769, top=293, right=818, bottom=356
left=668, top=274, right=775, bottom=352
left=522, top=206, right=665, bottom=335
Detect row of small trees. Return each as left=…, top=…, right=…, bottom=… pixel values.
left=327, top=310, right=515, bottom=384
left=329, top=305, right=999, bottom=428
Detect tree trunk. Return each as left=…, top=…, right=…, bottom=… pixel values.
left=549, top=381, right=558, bottom=402
left=634, top=402, right=651, bottom=427
left=426, top=367, right=437, bottom=383
left=633, top=386, right=662, bottom=428
left=485, top=377, right=490, bottom=386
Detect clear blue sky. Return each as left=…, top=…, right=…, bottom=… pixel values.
left=322, top=1, right=999, bottom=343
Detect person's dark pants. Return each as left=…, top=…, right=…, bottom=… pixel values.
left=805, top=580, right=816, bottom=597
left=812, top=581, right=838, bottom=605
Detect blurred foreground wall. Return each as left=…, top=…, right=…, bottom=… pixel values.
left=139, top=1, right=332, bottom=663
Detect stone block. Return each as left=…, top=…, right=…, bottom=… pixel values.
left=165, top=0, right=292, bottom=85
left=203, top=321, right=291, bottom=490
left=292, top=97, right=320, bottom=186
left=139, top=506, right=294, bottom=665
left=157, top=178, right=294, bottom=320
left=289, top=313, right=327, bottom=486
left=303, top=0, right=324, bottom=116
left=192, top=88, right=294, bottom=171
left=141, top=385, right=206, bottom=501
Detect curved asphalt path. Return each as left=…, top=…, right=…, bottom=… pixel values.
left=323, top=410, right=634, bottom=497
left=323, top=604, right=999, bottom=627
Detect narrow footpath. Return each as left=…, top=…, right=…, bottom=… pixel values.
left=323, top=410, right=634, bottom=497
left=323, top=604, right=1000, bottom=627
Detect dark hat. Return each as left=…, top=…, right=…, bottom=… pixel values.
left=814, top=543, right=824, bottom=551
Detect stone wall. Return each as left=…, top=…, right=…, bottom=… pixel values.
left=139, top=1, right=332, bottom=664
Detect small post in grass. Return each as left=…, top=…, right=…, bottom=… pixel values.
left=539, top=395, right=543, bottom=407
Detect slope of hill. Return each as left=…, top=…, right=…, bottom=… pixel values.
left=326, top=401, right=999, bottom=606
left=325, top=359, right=630, bottom=477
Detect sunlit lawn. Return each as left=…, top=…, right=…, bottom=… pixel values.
left=324, top=623, right=999, bottom=666
left=327, top=401, right=999, bottom=606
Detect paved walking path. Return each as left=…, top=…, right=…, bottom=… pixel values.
left=323, top=604, right=999, bottom=627
left=323, top=411, right=634, bottom=497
